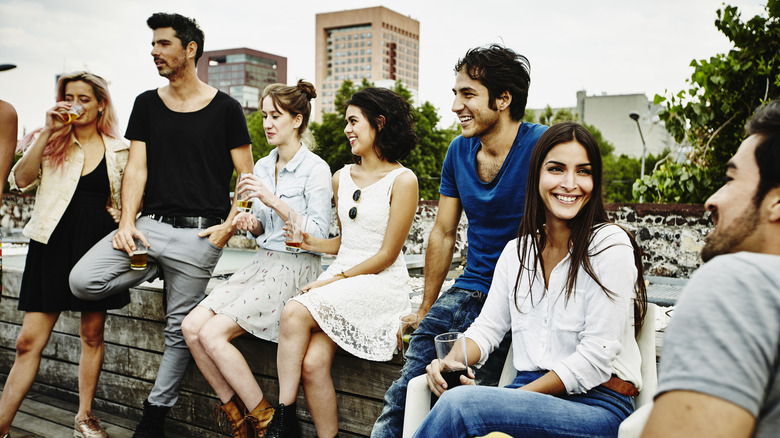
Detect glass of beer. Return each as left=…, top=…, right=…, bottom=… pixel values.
left=236, top=173, right=254, bottom=213
left=130, top=238, right=148, bottom=270
left=285, top=210, right=307, bottom=252
left=61, top=102, right=84, bottom=124
left=435, top=332, right=469, bottom=389
left=399, top=313, right=419, bottom=359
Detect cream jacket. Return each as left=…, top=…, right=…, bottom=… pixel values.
left=8, top=134, right=128, bottom=244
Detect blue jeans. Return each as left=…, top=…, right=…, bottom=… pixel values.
left=412, top=371, right=635, bottom=438
left=371, top=287, right=511, bottom=438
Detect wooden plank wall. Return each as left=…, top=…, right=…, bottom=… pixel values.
left=1, top=268, right=403, bottom=437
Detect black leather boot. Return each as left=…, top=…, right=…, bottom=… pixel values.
left=132, top=399, right=171, bottom=438
left=264, top=403, right=300, bottom=438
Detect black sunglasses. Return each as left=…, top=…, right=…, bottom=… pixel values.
left=348, top=189, right=361, bottom=220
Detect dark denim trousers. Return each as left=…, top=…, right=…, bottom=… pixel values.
left=371, top=287, right=511, bottom=438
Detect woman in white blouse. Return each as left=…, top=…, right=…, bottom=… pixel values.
left=414, top=122, right=647, bottom=438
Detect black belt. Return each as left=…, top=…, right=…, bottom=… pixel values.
left=143, top=213, right=223, bottom=229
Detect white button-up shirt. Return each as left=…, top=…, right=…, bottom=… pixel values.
left=465, top=224, right=643, bottom=394
left=252, top=144, right=332, bottom=252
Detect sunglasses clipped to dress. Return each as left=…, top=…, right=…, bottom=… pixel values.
left=349, top=189, right=361, bottom=220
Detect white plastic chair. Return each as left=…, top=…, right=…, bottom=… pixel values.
left=617, top=303, right=658, bottom=437
left=402, top=304, right=658, bottom=438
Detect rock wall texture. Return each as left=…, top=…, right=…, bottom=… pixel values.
left=2, top=194, right=710, bottom=278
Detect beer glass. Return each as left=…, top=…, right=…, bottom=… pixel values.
left=399, top=313, right=419, bottom=359
left=130, top=238, right=148, bottom=270
left=61, top=102, right=84, bottom=124
left=285, top=210, right=307, bottom=252
left=435, top=332, right=469, bottom=389
left=236, top=173, right=254, bottom=213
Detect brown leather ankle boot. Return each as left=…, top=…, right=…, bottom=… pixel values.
left=217, top=395, right=250, bottom=438
left=244, top=397, right=275, bottom=438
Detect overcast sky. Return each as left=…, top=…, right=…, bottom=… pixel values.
left=0, top=0, right=767, bottom=136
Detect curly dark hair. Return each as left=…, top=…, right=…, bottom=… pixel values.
left=748, top=100, right=780, bottom=205
left=454, top=44, right=530, bottom=122
left=345, top=87, right=417, bottom=163
left=147, top=13, right=205, bottom=63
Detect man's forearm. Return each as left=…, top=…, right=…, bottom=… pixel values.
left=419, top=228, right=457, bottom=314
left=118, top=169, right=145, bottom=227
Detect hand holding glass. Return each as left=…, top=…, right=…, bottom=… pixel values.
left=236, top=173, right=254, bottom=213
left=398, top=313, right=419, bottom=358
left=130, top=238, right=148, bottom=270
left=60, top=102, right=84, bottom=124
left=286, top=210, right=307, bottom=252
left=435, top=332, right=469, bottom=389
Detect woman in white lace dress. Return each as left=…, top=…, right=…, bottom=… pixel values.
left=267, top=88, right=419, bottom=438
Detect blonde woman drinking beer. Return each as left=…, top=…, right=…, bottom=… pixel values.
left=1, top=71, right=129, bottom=438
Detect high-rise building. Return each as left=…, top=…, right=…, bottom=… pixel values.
left=315, top=6, right=420, bottom=121
left=197, top=48, right=287, bottom=113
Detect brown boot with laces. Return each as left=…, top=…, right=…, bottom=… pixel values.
left=244, top=397, right=275, bottom=438
left=216, top=395, right=250, bottom=438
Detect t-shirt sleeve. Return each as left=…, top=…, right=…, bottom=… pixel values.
left=224, top=97, right=252, bottom=150
left=439, top=139, right=458, bottom=198
left=656, top=253, right=780, bottom=417
left=125, top=93, right=149, bottom=142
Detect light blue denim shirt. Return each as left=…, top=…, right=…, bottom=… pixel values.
left=252, top=144, right=332, bottom=252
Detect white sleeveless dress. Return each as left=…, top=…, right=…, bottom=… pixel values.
left=291, top=164, right=413, bottom=361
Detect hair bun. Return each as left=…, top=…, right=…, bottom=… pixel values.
left=297, top=80, right=317, bottom=100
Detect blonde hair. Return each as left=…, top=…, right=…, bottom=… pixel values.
left=19, top=71, right=119, bottom=169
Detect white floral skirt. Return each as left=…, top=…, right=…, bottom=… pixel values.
left=200, top=249, right=321, bottom=341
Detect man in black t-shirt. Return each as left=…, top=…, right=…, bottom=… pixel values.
left=70, top=13, right=253, bottom=437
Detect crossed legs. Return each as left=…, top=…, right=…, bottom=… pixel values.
left=182, top=306, right=264, bottom=409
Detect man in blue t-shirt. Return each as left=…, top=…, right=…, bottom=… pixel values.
left=372, top=45, right=548, bottom=438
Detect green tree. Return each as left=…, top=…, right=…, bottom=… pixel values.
left=524, top=107, right=643, bottom=202
left=635, top=0, right=780, bottom=203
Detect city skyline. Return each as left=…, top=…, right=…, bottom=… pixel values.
left=0, top=0, right=766, bottom=137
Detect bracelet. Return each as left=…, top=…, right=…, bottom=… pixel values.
left=335, top=271, right=349, bottom=279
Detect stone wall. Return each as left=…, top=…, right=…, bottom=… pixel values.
left=606, top=203, right=710, bottom=278
left=2, top=194, right=710, bottom=278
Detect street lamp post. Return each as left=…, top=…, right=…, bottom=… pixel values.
left=629, top=111, right=647, bottom=202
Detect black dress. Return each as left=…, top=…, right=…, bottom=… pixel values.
left=18, top=155, right=130, bottom=312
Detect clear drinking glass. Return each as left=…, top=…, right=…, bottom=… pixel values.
left=398, top=313, right=419, bottom=358
left=434, top=332, right=469, bottom=389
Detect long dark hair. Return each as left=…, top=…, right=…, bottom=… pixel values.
left=514, top=122, right=647, bottom=332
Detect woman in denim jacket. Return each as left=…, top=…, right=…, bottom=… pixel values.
left=1, top=71, right=129, bottom=438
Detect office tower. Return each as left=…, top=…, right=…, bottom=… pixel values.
left=197, top=48, right=287, bottom=112
left=315, top=6, right=420, bottom=121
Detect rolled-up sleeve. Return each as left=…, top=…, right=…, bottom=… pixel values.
left=304, top=161, right=333, bottom=240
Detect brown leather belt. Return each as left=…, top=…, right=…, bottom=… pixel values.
left=602, top=375, right=639, bottom=397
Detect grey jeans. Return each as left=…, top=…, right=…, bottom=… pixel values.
left=69, top=216, right=223, bottom=407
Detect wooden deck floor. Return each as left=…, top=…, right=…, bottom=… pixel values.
left=2, top=383, right=185, bottom=438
